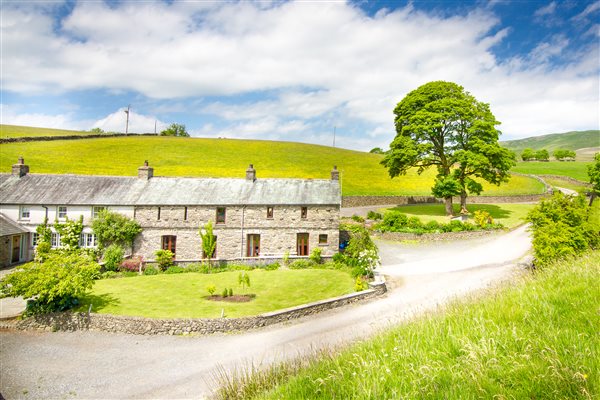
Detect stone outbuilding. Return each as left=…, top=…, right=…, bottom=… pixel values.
left=0, top=158, right=341, bottom=267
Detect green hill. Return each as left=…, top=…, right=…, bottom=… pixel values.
left=0, top=129, right=544, bottom=197
left=501, top=130, right=599, bottom=161
left=0, top=124, right=106, bottom=139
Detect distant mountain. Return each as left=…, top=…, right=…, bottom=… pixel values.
left=501, top=130, right=599, bottom=152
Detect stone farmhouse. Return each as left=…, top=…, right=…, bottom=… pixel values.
left=0, top=158, right=341, bottom=268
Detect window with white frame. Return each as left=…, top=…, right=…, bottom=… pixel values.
left=19, top=206, right=30, bottom=220
left=80, top=233, right=97, bottom=248
left=51, top=232, right=61, bottom=247
left=57, top=206, right=68, bottom=219
left=32, top=232, right=39, bottom=247
left=92, top=206, right=106, bottom=219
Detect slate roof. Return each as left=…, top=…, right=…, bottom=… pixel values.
left=0, top=174, right=341, bottom=206
left=0, top=213, right=29, bottom=236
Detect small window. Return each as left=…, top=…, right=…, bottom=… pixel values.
left=157, top=207, right=161, bottom=220
left=32, top=232, right=39, bottom=247
left=161, top=235, right=177, bottom=255
left=58, top=206, right=68, bottom=219
left=266, top=206, right=274, bottom=219
left=20, top=206, right=30, bottom=220
left=51, top=232, right=61, bottom=248
left=216, top=207, right=226, bottom=224
left=80, top=233, right=97, bottom=248
left=319, top=234, right=328, bottom=245
left=301, top=207, right=308, bottom=219
left=184, top=206, right=188, bottom=221
left=92, top=206, right=106, bottom=219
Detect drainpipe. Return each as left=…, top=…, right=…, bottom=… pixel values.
left=240, top=205, right=246, bottom=258
left=42, top=205, right=48, bottom=221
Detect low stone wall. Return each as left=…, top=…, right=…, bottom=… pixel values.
left=538, top=174, right=592, bottom=187
left=342, top=194, right=548, bottom=207
left=0, top=133, right=158, bottom=144
left=6, top=281, right=386, bottom=335
left=375, top=229, right=504, bottom=242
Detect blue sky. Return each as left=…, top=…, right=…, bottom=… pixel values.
left=1, top=0, right=599, bottom=151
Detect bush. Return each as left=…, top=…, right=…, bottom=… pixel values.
left=332, top=253, right=346, bottom=263
left=155, top=249, right=174, bottom=271
left=380, top=211, right=408, bottom=232
left=164, top=265, right=185, bottom=274
left=206, top=284, right=216, bottom=295
left=119, top=256, right=142, bottom=273
left=354, top=276, right=369, bottom=291
left=222, top=288, right=229, bottom=298
left=143, top=266, right=159, bottom=276
left=228, top=288, right=233, bottom=297
left=407, top=216, right=423, bottom=230
left=473, top=210, right=493, bottom=228
left=288, top=259, right=315, bottom=269
left=309, top=248, right=322, bottom=264
left=0, top=252, right=100, bottom=315
left=103, top=244, right=124, bottom=272
left=351, top=214, right=365, bottom=223
left=424, top=220, right=441, bottom=232
left=367, top=211, right=383, bottom=220
left=264, top=262, right=280, bottom=271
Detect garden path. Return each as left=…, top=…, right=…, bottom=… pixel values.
left=0, top=226, right=532, bottom=400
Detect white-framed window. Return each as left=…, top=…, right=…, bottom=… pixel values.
left=80, top=233, right=97, bottom=248
left=51, top=232, right=61, bottom=248
left=57, top=206, right=68, bottom=219
left=92, top=206, right=106, bottom=219
left=20, top=206, right=31, bottom=220
left=32, top=232, right=39, bottom=247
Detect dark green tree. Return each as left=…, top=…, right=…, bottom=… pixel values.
left=588, top=152, right=600, bottom=206
left=535, top=149, right=549, bottom=161
left=369, top=147, right=384, bottom=154
left=381, top=81, right=514, bottom=215
left=553, top=149, right=576, bottom=161
left=160, top=123, right=189, bottom=137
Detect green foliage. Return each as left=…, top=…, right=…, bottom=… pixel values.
left=34, top=219, right=53, bottom=262
left=0, top=252, right=100, bottom=315
left=102, top=244, right=124, bottom=272
left=54, top=216, right=84, bottom=251
left=222, top=288, right=229, bottom=298
left=377, top=211, right=500, bottom=234
left=206, top=284, right=216, bottom=296
left=473, top=210, right=493, bottom=228
left=366, top=211, right=383, bottom=220
left=91, top=209, right=141, bottom=250
left=155, top=249, right=174, bottom=271
left=282, top=251, right=290, bottom=267
left=521, top=148, right=535, bottom=161
left=354, top=276, right=369, bottom=291
left=89, top=127, right=105, bottom=134
left=351, top=214, right=365, bottom=223
left=143, top=266, right=159, bottom=276
left=238, top=272, right=251, bottom=292
left=309, top=247, right=322, bottom=264
left=264, top=262, right=280, bottom=271
left=369, top=147, right=384, bottom=154
left=588, top=153, right=600, bottom=204
left=164, top=265, right=185, bottom=274
left=288, top=259, right=315, bottom=269
left=228, top=288, right=233, bottom=297
left=526, top=192, right=599, bottom=266
left=160, top=123, right=189, bottom=137
left=553, top=149, right=576, bottom=161
left=199, top=220, right=217, bottom=260
left=535, top=149, right=549, bottom=161
left=344, top=226, right=379, bottom=278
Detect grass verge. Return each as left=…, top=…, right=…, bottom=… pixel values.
left=77, top=268, right=355, bottom=318
left=216, top=250, right=600, bottom=399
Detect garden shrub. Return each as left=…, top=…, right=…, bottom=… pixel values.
left=222, top=288, right=229, bottom=298
left=367, top=211, right=383, bottom=220
left=282, top=251, right=290, bottom=267
left=119, top=256, right=142, bottom=273
left=143, top=266, right=159, bottom=276
left=206, top=284, right=216, bottom=295
left=155, top=249, right=174, bottom=271
left=354, top=276, right=369, bottom=291
left=309, top=247, right=322, bottom=264
left=344, top=225, right=379, bottom=278
left=351, top=214, right=365, bottom=223
left=103, top=244, right=124, bottom=272
left=228, top=288, right=233, bottom=297
left=473, top=210, right=493, bottom=228
left=332, top=253, right=345, bottom=263
left=288, top=259, right=315, bottom=269
left=264, top=262, right=280, bottom=271
left=407, top=216, right=423, bottom=229
left=380, top=211, right=408, bottom=232
left=164, top=265, right=185, bottom=274
left=424, top=220, right=441, bottom=232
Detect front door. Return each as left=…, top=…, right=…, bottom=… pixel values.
left=11, top=235, right=21, bottom=263
left=297, top=233, right=309, bottom=256
left=247, top=234, right=260, bottom=257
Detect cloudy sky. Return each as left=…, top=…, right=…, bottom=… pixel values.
left=1, top=0, right=599, bottom=151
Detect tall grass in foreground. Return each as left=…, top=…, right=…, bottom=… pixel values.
left=216, top=251, right=600, bottom=399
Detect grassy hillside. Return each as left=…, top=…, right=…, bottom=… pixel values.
left=501, top=130, right=600, bottom=153
left=512, top=161, right=591, bottom=181
left=218, top=251, right=600, bottom=399
left=0, top=136, right=544, bottom=196
left=0, top=124, right=108, bottom=139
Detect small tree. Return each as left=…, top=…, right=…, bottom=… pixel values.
left=521, top=148, right=535, bottom=161
left=155, top=249, right=174, bottom=271
left=588, top=153, right=600, bottom=206
left=553, top=149, right=576, bottom=161
left=54, top=216, right=84, bottom=251
left=369, top=147, right=384, bottom=154
left=160, top=123, right=189, bottom=137
left=199, top=221, right=217, bottom=262
left=535, top=149, right=549, bottom=161
left=238, top=272, right=251, bottom=293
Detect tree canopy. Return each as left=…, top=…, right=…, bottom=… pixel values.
left=381, top=81, right=515, bottom=215
left=553, top=149, right=576, bottom=161
left=160, top=123, right=189, bottom=137
left=91, top=209, right=141, bottom=251
left=588, top=152, right=600, bottom=205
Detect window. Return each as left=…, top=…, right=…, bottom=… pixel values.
left=184, top=206, right=188, bottom=221
left=57, top=206, right=68, bottom=219
left=297, top=233, right=309, bottom=256
left=157, top=207, right=161, bottom=220
left=247, top=234, right=260, bottom=257
left=20, top=206, right=30, bottom=220
left=301, top=207, right=308, bottom=219
left=216, top=207, right=226, bottom=224
left=92, top=206, right=106, bottom=219
left=32, top=232, right=39, bottom=247
left=266, top=206, right=274, bottom=219
left=51, top=232, right=61, bottom=248
left=162, top=235, right=176, bottom=255
left=80, top=233, right=97, bottom=248
left=319, top=234, right=328, bottom=245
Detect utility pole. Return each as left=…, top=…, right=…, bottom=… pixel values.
left=124, top=105, right=130, bottom=134
left=154, top=120, right=157, bottom=134
left=332, top=126, right=336, bottom=148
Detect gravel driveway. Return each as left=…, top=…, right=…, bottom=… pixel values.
left=0, top=226, right=532, bottom=399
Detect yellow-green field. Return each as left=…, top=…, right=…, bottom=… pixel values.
left=0, top=124, right=107, bottom=139
left=0, top=135, right=545, bottom=196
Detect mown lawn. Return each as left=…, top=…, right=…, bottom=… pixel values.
left=381, top=203, right=536, bottom=228
left=77, top=269, right=355, bottom=319
left=0, top=136, right=545, bottom=196
left=511, top=161, right=592, bottom=181
left=223, top=250, right=600, bottom=400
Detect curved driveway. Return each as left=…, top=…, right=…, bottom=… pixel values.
left=0, top=225, right=532, bottom=399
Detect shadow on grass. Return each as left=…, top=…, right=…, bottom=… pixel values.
left=77, top=293, right=120, bottom=313
left=388, top=203, right=513, bottom=219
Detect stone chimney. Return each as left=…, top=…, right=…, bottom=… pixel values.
left=138, top=160, right=154, bottom=180
left=12, top=156, right=29, bottom=178
left=246, top=164, right=256, bottom=181
left=331, top=165, right=339, bottom=181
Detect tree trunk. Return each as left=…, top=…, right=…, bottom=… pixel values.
left=444, top=197, right=453, bottom=216
left=460, top=191, right=468, bottom=214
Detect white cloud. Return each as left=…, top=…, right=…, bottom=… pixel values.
left=534, top=1, right=556, bottom=18
left=1, top=0, right=598, bottom=146
left=92, top=108, right=167, bottom=134
left=0, top=104, right=90, bottom=130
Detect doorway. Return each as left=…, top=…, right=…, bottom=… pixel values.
left=297, top=233, right=309, bottom=256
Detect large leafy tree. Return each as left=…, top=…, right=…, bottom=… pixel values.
left=160, top=123, right=189, bottom=137
left=381, top=81, right=515, bottom=215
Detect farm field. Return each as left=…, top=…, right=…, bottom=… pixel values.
left=501, top=129, right=599, bottom=153
left=0, top=124, right=107, bottom=139
left=542, top=176, right=590, bottom=192
left=381, top=203, right=536, bottom=228
left=230, top=250, right=600, bottom=400
left=0, top=136, right=545, bottom=196
left=511, top=161, right=592, bottom=181
left=77, top=269, right=355, bottom=319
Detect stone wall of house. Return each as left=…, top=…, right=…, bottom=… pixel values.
left=133, top=205, right=340, bottom=261
left=0, top=235, right=12, bottom=268
left=7, top=281, right=387, bottom=335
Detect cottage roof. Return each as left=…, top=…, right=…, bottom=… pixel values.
left=0, top=174, right=341, bottom=206
left=0, top=213, right=29, bottom=236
